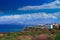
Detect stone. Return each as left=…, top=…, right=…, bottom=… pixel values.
left=36, top=34, right=51, bottom=40
left=16, top=35, right=34, bottom=40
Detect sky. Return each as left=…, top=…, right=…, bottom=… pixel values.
left=0, top=0, right=60, bottom=25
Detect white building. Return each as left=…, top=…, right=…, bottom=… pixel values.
left=45, top=24, right=53, bottom=29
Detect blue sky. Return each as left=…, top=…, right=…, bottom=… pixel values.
left=0, top=0, right=60, bottom=25
left=0, top=0, right=54, bottom=11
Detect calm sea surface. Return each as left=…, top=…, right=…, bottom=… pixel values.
left=0, top=24, right=25, bottom=32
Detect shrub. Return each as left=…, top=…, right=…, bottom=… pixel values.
left=55, top=32, right=60, bottom=40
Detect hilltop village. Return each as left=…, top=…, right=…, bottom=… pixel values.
left=24, top=23, right=60, bottom=31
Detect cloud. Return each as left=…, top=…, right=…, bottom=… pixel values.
left=0, top=12, right=60, bottom=24
left=18, top=0, right=60, bottom=10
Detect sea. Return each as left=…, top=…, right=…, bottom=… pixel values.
left=0, top=24, right=25, bottom=33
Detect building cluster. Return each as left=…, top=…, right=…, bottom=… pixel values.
left=24, top=23, right=60, bottom=31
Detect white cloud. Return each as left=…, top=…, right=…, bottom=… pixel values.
left=18, top=0, right=60, bottom=10
left=0, top=12, right=60, bottom=24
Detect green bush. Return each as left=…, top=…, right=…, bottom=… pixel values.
left=55, top=32, right=60, bottom=40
